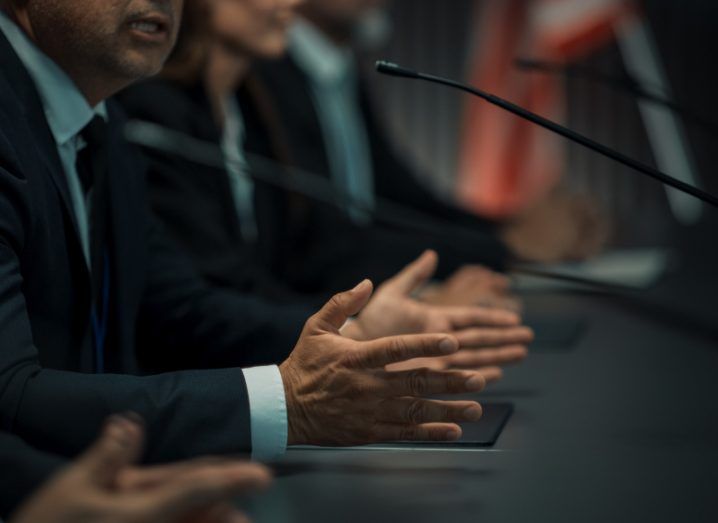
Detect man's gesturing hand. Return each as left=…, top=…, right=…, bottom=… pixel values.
left=420, top=264, right=522, bottom=311
left=342, top=251, right=529, bottom=341
left=280, top=280, right=488, bottom=446
left=340, top=251, right=533, bottom=379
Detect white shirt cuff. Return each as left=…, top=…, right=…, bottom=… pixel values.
left=242, top=365, right=287, bottom=461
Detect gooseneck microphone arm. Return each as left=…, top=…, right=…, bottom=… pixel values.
left=123, top=119, right=498, bottom=252
left=375, top=60, right=718, bottom=209
left=123, top=119, right=638, bottom=294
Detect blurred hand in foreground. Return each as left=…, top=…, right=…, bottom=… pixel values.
left=11, top=415, right=271, bottom=523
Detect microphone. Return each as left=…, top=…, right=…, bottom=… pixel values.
left=375, top=60, right=718, bottom=208
left=375, top=60, right=422, bottom=80
left=515, top=57, right=718, bottom=138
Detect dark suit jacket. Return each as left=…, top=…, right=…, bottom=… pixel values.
left=117, top=77, right=317, bottom=304
left=252, top=54, right=510, bottom=292
left=0, top=29, right=307, bottom=466
left=0, top=432, right=65, bottom=518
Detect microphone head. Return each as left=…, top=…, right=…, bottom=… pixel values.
left=375, top=60, right=421, bottom=79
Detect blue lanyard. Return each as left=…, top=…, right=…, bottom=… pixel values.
left=91, top=253, right=110, bottom=373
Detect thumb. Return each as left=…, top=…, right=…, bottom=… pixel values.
left=314, top=279, right=373, bottom=332
left=383, top=250, right=438, bottom=295
left=76, top=414, right=144, bottom=486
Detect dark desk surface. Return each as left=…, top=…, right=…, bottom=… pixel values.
left=249, top=292, right=718, bottom=523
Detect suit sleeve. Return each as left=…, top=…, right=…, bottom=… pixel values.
left=0, top=159, right=249, bottom=464
left=0, top=432, right=66, bottom=519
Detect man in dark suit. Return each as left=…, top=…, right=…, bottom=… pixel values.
left=0, top=0, right=520, bottom=499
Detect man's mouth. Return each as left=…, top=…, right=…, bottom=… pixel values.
left=126, top=13, right=171, bottom=41
left=130, top=21, right=162, bottom=33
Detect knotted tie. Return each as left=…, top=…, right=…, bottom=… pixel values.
left=75, top=116, right=111, bottom=372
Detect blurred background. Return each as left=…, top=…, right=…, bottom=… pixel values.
left=362, top=0, right=718, bottom=249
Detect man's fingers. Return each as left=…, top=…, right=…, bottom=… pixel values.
left=446, top=306, right=522, bottom=329
left=379, top=368, right=486, bottom=396
left=382, top=250, right=438, bottom=295
left=477, top=366, right=504, bottom=384
left=372, top=422, right=463, bottom=442
left=475, top=295, right=523, bottom=313
left=454, top=326, right=534, bottom=349
left=136, top=462, right=271, bottom=523
left=349, top=334, right=459, bottom=368
left=490, top=272, right=512, bottom=292
left=384, top=357, right=447, bottom=372
left=312, top=280, right=373, bottom=332
left=444, top=346, right=529, bottom=369
left=118, top=457, right=229, bottom=490
left=76, top=414, right=144, bottom=486
left=377, top=399, right=482, bottom=424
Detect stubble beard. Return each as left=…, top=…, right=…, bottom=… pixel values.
left=27, top=1, right=170, bottom=102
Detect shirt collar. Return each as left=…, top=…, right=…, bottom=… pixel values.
left=0, top=12, right=106, bottom=147
left=289, top=18, right=355, bottom=87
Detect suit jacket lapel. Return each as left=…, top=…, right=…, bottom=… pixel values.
left=0, top=30, right=88, bottom=273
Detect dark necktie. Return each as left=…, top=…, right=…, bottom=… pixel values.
left=75, top=116, right=111, bottom=372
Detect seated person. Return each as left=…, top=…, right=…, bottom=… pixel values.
left=0, top=0, right=532, bottom=509
left=252, top=0, right=605, bottom=292
left=119, top=0, right=519, bottom=311
left=118, top=0, right=529, bottom=378
left=6, top=415, right=271, bottom=523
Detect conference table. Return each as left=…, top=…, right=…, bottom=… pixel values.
left=248, top=289, right=718, bottom=522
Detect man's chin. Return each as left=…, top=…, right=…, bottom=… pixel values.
left=118, top=51, right=171, bottom=80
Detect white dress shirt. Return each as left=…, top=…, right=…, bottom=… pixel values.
left=0, top=12, right=287, bottom=461
left=289, top=19, right=376, bottom=224
left=221, top=96, right=259, bottom=243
